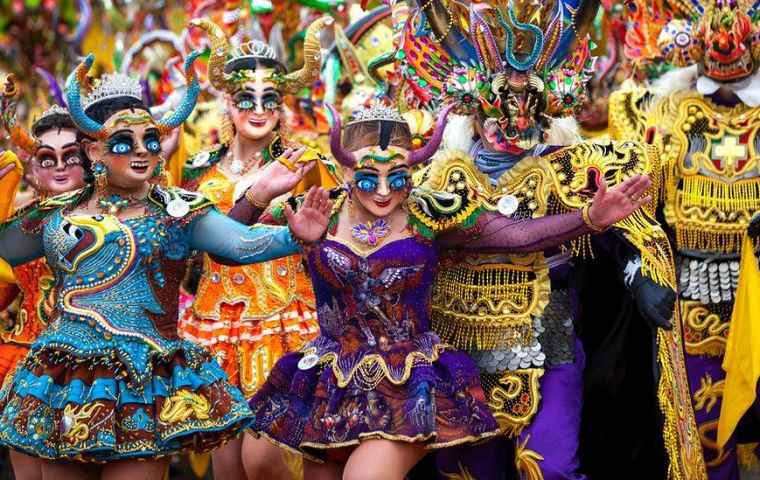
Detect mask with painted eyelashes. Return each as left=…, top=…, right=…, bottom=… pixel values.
left=37, top=152, right=83, bottom=169
left=354, top=171, right=410, bottom=192
left=233, top=93, right=283, bottom=113
left=107, top=132, right=162, bottom=155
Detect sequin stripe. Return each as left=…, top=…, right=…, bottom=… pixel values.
left=300, top=343, right=451, bottom=389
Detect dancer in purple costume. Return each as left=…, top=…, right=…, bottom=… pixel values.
left=224, top=101, right=655, bottom=479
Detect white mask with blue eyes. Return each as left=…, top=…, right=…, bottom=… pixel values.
left=107, top=131, right=162, bottom=156
left=353, top=170, right=409, bottom=192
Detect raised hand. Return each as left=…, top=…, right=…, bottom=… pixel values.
left=588, top=174, right=653, bottom=229
left=249, top=147, right=315, bottom=204
left=286, top=186, right=333, bottom=245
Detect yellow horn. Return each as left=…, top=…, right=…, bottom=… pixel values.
left=189, top=18, right=233, bottom=92
left=278, top=16, right=332, bottom=95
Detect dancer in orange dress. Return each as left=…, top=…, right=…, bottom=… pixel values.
left=179, top=17, right=338, bottom=480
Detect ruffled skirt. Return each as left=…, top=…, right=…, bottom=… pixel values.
left=179, top=300, right=318, bottom=397
left=0, top=343, right=253, bottom=462
left=247, top=341, right=499, bottom=462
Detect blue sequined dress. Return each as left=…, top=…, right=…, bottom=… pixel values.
left=0, top=185, right=300, bottom=461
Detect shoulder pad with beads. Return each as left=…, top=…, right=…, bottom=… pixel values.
left=495, top=141, right=659, bottom=217
left=608, top=86, right=655, bottom=143
left=410, top=150, right=497, bottom=238
left=147, top=185, right=214, bottom=215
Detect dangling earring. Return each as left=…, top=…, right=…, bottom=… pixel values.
left=152, top=156, right=170, bottom=188
left=220, top=108, right=234, bottom=145
left=93, top=161, right=107, bottom=197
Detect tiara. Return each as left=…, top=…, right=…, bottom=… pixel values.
left=36, top=104, right=69, bottom=122
left=230, top=40, right=277, bottom=61
left=347, top=103, right=406, bottom=126
left=82, top=73, right=143, bottom=110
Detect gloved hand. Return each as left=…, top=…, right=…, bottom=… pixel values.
left=623, top=255, right=675, bottom=330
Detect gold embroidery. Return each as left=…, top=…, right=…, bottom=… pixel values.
left=61, top=402, right=104, bottom=444
left=515, top=435, right=545, bottom=480
left=432, top=254, right=550, bottom=351
left=481, top=369, right=543, bottom=437
left=693, top=373, right=724, bottom=414
left=656, top=93, right=760, bottom=254
left=681, top=300, right=731, bottom=356
left=159, top=390, right=211, bottom=423
left=698, top=420, right=731, bottom=468
left=738, top=443, right=760, bottom=469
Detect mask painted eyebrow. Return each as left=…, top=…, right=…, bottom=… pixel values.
left=61, top=142, right=79, bottom=149
left=356, top=166, right=379, bottom=173
left=36, top=144, right=55, bottom=152
left=388, top=165, right=408, bottom=173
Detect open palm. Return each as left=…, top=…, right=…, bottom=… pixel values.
left=588, top=174, right=653, bottom=228
left=286, top=186, right=333, bottom=244
left=253, top=147, right=315, bottom=203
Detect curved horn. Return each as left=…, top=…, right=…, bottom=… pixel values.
left=326, top=103, right=357, bottom=169
left=1, top=74, right=39, bottom=154
left=416, top=0, right=477, bottom=61
left=407, top=103, right=455, bottom=167
left=156, top=50, right=201, bottom=135
left=278, top=16, right=333, bottom=95
left=65, top=55, right=107, bottom=140
left=189, top=18, right=233, bottom=92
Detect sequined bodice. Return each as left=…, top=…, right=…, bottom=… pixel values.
left=308, top=237, right=437, bottom=347
left=193, top=164, right=312, bottom=320
left=661, top=97, right=760, bottom=254
left=40, top=209, right=192, bottom=383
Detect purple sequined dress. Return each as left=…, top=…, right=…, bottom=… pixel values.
left=235, top=187, right=594, bottom=461
left=248, top=235, right=498, bottom=460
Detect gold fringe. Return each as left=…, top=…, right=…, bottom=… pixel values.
left=738, top=443, right=760, bottom=469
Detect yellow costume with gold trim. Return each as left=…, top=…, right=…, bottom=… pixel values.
left=610, top=83, right=760, bottom=472
left=420, top=140, right=705, bottom=479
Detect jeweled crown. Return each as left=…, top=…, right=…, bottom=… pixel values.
left=347, top=103, right=406, bottom=126
left=36, top=104, right=69, bottom=122
left=82, top=73, right=143, bottom=110
left=230, top=40, right=277, bottom=61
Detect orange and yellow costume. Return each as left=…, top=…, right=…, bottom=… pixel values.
left=180, top=140, right=330, bottom=397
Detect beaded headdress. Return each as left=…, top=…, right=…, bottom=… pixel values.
left=627, top=0, right=760, bottom=82
left=190, top=16, right=331, bottom=95
left=327, top=101, right=455, bottom=168
left=399, top=0, right=598, bottom=118
left=66, top=51, right=201, bottom=140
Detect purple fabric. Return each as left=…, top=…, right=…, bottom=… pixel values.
left=516, top=338, right=587, bottom=480
left=436, top=339, right=587, bottom=480
left=248, top=237, right=498, bottom=460
left=684, top=353, right=741, bottom=480
left=439, top=211, right=592, bottom=254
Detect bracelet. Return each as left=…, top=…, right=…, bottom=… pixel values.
left=245, top=190, right=270, bottom=209
left=582, top=204, right=607, bottom=232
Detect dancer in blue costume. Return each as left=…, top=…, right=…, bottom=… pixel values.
left=0, top=50, right=332, bottom=480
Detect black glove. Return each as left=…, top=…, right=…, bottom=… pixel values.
left=749, top=212, right=760, bottom=238
left=623, top=255, right=675, bottom=330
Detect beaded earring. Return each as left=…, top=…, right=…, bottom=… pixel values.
left=92, top=161, right=108, bottom=197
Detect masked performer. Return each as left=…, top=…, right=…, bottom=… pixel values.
left=393, top=0, right=707, bottom=478
left=0, top=50, right=332, bottom=480
left=0, top=76, right=87, bottom=480
left=180, top=17, right=339, bottom=480
left=610, top=0, right=760, bottom=476
left=223, top=100, right=657, bottom=480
